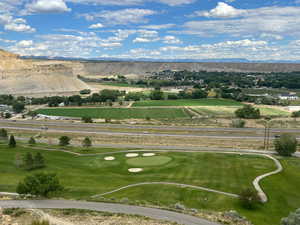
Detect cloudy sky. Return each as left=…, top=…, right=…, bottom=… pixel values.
left=1, top=0, right=300, bottom=60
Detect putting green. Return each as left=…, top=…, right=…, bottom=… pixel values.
left=126, top=156, right=172, bottom=167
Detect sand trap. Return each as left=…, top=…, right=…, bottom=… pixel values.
left=104, top=156, right=115, bottom=161
left=142, top=153, right=156, bottom=157
left=128, top=168, right=143, bottom=173
left=126, top=153, right=139, bottom=158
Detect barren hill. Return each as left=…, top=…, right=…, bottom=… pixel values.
left=78, top=61, right=300, bottom=76
left=2, top=48, right=300, bottom=95
left=0, top=50, right=89, bottom=95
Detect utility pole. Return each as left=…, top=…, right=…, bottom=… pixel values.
left=264, top=117, right=272, bottom=151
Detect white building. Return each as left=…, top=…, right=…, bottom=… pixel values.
left=278, top=94, right=299, bottom=101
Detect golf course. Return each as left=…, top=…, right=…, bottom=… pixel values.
left=0, top=144, right=299, bottom=225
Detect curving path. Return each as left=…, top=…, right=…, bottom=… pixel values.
left=91, top=182, right=238, bottom=199
left=252, top=154, right=283, bottom=203
left=0, top=146, right=283, bottom=203
left=0, top=200, right=220, bottom=225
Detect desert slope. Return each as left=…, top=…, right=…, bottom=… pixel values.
left=0, top=49, right=89, bottom=95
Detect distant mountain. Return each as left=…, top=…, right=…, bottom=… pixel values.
left=21, top=55, right=300, bottom=63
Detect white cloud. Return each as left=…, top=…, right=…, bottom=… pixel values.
left=0, top=38, right=16, bottom=43
left=185, top=5, right=300, bottom=38
left=163, top=35, right=181, bottom=44
left=140, top=24, right=176, bottom=30
left=23, top=0, right=71, bottom=14
left=260, top=33, right=283, bottom=40
left=133, top=37, right=155, bottom=43
left=17, top=40, right=34, bottom=47
left=195, top=2, right=245, bottom=18
left=89, top=23, right=104, bottom=29
left=3, top=17, right=36, bottom=33
left=67, top=0, right=194, bottom=6
left=82, top=8, right=156, bottom=25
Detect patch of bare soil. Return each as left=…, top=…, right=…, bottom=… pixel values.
left=0, top=208, right=176, bottom=225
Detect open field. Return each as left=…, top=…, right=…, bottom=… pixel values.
left=132, top=99, right=243, bottom=107
left=191, top=106, right=290, bottom=117
left=0, top=144, right=299, bottom=225
left=36, top=108, right=189, bottom=119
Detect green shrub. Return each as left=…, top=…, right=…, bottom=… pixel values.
left=17, top=172, right=64, bottom=197
left=238, top=188, right=260, bottom=209
left=275, top=133, right=298, bottom=156
left=235, top=105, right=260, bottom=119
left=281, top=208, right=300, bottom=225
left=59, top=136, right=71, bottom=146
left=231, top=119, right=246, bottom=128
left=8, top=135, right=16, bottom=148
left=0, top=128, right=8, bottom=140
left=28, top=137, right=36, bottom=145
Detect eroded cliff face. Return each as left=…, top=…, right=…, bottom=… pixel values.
left=2, top=48, right=300, bottom=95
left=0, top=50, right=89, bottom=95
left=79, top=61, right=300, bottom=75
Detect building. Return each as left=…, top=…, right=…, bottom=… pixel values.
left=278, top=93, right=299, bottom=101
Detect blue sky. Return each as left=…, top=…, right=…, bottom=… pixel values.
left=1, top=0, right=300, bottom=60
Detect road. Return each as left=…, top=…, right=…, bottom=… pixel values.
left=1, top=119, right=300, bottom=133
left=1, top=120, right=300, bottom=140
left=0, top=200, right=220, bottom=225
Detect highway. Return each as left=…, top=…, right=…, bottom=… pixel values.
left=1, top=119, right=300, bottom=140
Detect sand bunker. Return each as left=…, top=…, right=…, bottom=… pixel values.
left=142, top=153, right=156, bottom=157
left=128, top=168, right=143, bottom=173
left=126, top=153, right=139, bottom=158
left=104, top=156, right=115, bottom=161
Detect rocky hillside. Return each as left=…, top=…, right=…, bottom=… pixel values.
left=78, top=61, right=300, bottom=76
left=2, top=48, right=300, bottom=95
left=0, top=50, right=89, bottom=95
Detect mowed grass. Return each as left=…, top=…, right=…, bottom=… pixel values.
left=132, top=98, right=243, bottom=107
left=126, top=156, right=172, bottom=167
left=36, top=108, right=189, bottom=119
left=0, top=145, right=274, bottom=198
left=0, top=145, right=299, bottom=225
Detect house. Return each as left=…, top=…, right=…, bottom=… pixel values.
left=278, top=93, right=299, bottom=101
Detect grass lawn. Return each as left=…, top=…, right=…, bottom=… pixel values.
left=126, top=156, right=172, bottom=167
left=0, top=145, right=299, bottom=225
left=132, top=99, right=244, bottom=107
left=36, top=108, right=189, bottom=119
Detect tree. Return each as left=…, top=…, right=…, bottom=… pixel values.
left=292, top=111, right=300, bottom=119
left=14, top=153, right=23, bottom=168
left=82, top=137, right=92, bottom=148
left=23, top=152, right=34, bottom=171
left=16, top=172, right=64, bottom=197
left=8, top=135, right=16, bottom=148
left=34, top=152, right=45, bottom=169
left=82, top=116, right=93, bottom=123
left=191, top=89, right=208, bottom=99
left=12, top=102, right=25, bottom=113
left=28, top=137, right=36, bottom=145
left=238, top=188, right=260, bottom=209
left=281, top=208, right=300, bottom=225
left=59, top=136, right=70, bottom=146
left=0, top=128, right=8, bottom=140
left=274, top=133, right=298, bottom=156
left=235, top=105, right=260, bottom=119
left=150, top=90, right=164, bottom=100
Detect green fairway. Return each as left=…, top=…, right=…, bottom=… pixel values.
left=126, top=156, right=172, bottom=167
left=36, top=108, right=189, bottom=119
left=132, top=99, right=243, bottom=107
left=0, top=145, right=299, bottom=225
